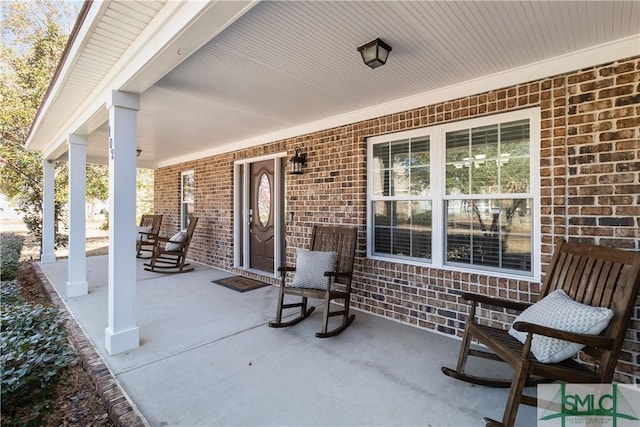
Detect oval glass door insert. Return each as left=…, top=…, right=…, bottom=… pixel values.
left=257, top=173, right=271, bottom=227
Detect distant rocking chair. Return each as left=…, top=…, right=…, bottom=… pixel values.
left=441, top=240, right=640, bottom=427
left=144, top=217, right=199, bottom=274
left=136, top=214, right=163, bottom=259
left=269, top=225, right=358, bottom=338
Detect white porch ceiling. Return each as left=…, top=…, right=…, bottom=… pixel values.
left=28, top=0, right=167, bottom=160
left=36, top=1, right=640, bottom=168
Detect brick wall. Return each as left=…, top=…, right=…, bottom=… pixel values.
left=155, top=56, right=639, bottom=383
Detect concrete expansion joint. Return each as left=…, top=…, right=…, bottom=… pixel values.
left=32, top=263, right=150, bottom=427
left=116, top=319, right=272, bottom=375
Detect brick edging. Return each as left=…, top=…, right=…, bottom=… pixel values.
left=31, top=262, right=149, bottom=427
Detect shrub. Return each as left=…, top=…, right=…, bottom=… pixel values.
left=0, top=233, right=24, bottom=281
left=0, top=280, right=77, bottom=423
left=100, top=210, right=109, bottom=231
left=0, top=280, right=22, bottom=305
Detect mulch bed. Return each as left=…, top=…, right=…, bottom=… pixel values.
left=7, top=234, right=145, bottom=427
left=14, top=263, right=115, bottom=427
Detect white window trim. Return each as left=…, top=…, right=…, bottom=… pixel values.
left=367, top=108, right=541, bottom=282
left=180, top=170, right=194, bottom=231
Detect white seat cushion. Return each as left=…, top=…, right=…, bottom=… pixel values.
left=290, top=248, right=338, bottom=290
left=165, top=231, right=187, bottom=251
left=137, top=225, right=152, bottom=242
left=508, top=289, right=614, bottom=363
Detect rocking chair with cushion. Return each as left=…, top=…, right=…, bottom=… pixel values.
left=136, top=214, right=163, bottom=258
left=441, top=240, right=640, bottom=427
left=144, top=217, right=199, bottom=274
left=269, top=225, right=358, bottom=338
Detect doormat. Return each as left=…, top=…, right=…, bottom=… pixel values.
left=212, top=276, right=270, bottom=293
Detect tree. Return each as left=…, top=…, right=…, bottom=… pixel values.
left=98, top=168, right=155, bottom=231
left=0, top=1, right=108, bottom=248
left=136, top=168, right=155, bottom=220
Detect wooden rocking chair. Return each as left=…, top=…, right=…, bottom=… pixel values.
left=441, top=240, right=640, bottom=426
left=144, top=217, right=198, bottom=274
left=269, top=225, right=358, bottom=338
left=136, top=214, right=163, bottom=259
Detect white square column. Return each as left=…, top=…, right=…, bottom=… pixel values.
left=41, top=159, right=56, bottom=264
left=66, top=134, right=88, bottom=296
left=105, top=90, right=140, bottom=355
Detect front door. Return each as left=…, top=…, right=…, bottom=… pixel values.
left=249, top=160, right=275, bottom=273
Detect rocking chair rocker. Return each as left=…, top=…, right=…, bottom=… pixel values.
left=144, top=217, right=198, bottom=274
left=441, top=240, right=640, bottom=426
left=269, top=225, right=358, bottom=338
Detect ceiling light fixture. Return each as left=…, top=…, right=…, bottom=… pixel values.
left=357, top=38, right=392, bottom=69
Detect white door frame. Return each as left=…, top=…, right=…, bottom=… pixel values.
left=233, top=152, right=287, bottom=277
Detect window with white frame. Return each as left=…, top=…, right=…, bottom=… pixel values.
left=371, top=136, right=432, bottom=260
left=180, top=170, right=194, bottom=231
left=367, top=109, right=539, bottom=277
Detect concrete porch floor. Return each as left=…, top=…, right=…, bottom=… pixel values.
left=37, top=256, right=536, bottom=426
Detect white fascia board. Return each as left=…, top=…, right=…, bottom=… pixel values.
left=157, top=34, right=640, bottom=169
left=38, top=1, right=192, bottom=158
left=40, top=0, right=258, bottom=161
left=100, top=1, right=216, bottom=94
left=121, top=0, right=259, bottom=93
left=41, top=100, right=109, bottom=161
left=89, top=0, right=257, bottom=125
left=43, top=136, right=70, bottom=161
left=26, top=1, right=109, bottom=152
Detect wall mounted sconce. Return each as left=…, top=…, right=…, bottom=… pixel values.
left=136, top=148, right=142, bottom=157
left=357, top=38, right=392, bottom=69
left=289, top=147, right=306, bottom=175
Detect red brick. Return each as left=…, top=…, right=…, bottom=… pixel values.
left=153, top=55, right=640, bottom=384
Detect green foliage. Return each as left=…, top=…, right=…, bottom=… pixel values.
left=137, top=168, right=155, bottom=221
left=99, top=168, right=155, bottom=231
left=100, top=210, right=109, bottom=231
left=21, top=199, right=69, bottom=249
left=0, top=1, right=108, bottom=251
left=1, top=1, right=72, bottom=248
left=0, top=280, right=77, bottom=423
left=0, top=233, right=24, bottom=280
left=0, top=279, right=22, bottom=305
left=54, top=162, right=109, bottom=206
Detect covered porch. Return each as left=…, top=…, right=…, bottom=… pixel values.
left=26, top=1, right=640, bottom=367
left=37, top=255, right=536, bottom=426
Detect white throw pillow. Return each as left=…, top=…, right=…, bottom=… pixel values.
left=508, top=289, right=614, bottom=363
left=290, top=248, right=338, bottom=290
left=165, top=231, right=187, bottom=251
left=137, top=225, right=152, bottom=242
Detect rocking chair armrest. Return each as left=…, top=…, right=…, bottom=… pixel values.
left=512, top=321, right=615, bottom=350
left=324, top=271, right=350, bottom=278
left=138, top=231, right=158, bottom=239
left=461, top=292, right=531, bottom=312
left=163, top=236, right=187, bottom=245
left=153, top=236, right=186, bottom=250
left=278, top=266, right=296, bottom=273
